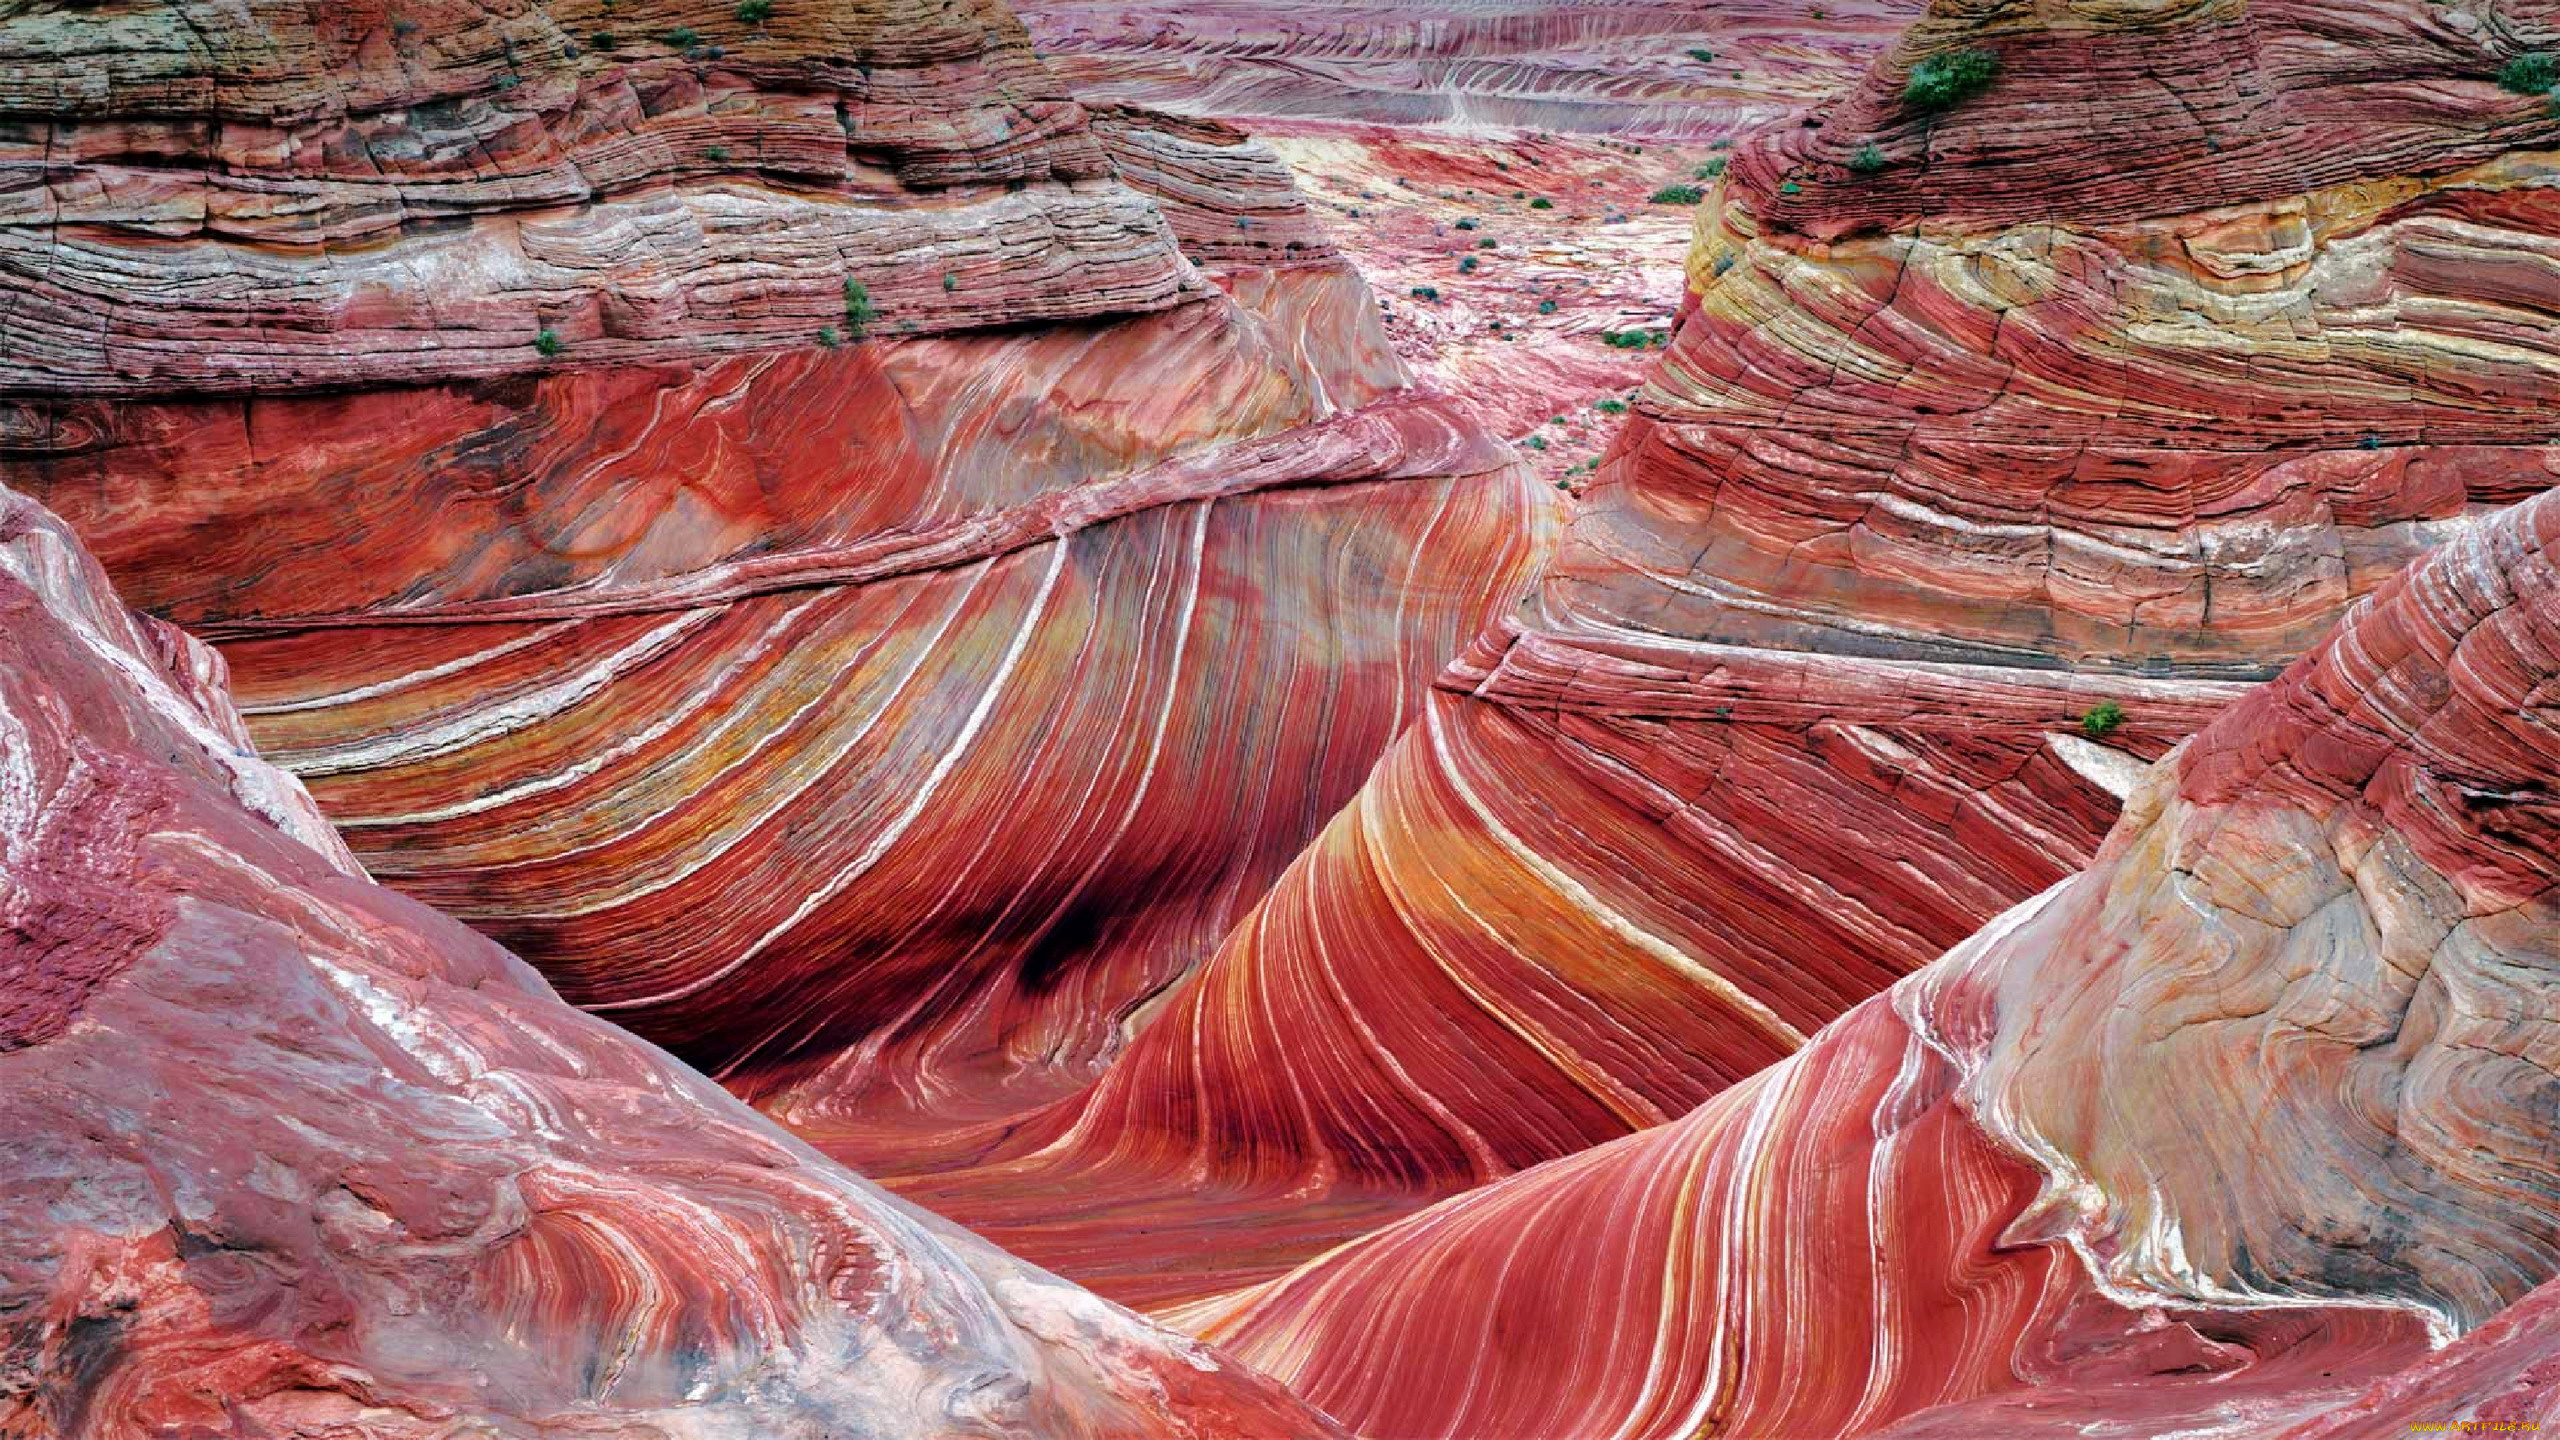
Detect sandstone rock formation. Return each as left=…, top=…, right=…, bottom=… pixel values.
left=0, top=0, right=1198, bottom=393
left=1017, top=0, right=1917, bottom=137
left=2, top=0, right=1546, bottom=1160
left=1638, top=0, right=2560, bottom=671
left=0, top=483, right=1340, bottom=1437
left=863, top=0, right=2560, bottom=1309
left=1195, top=481, right=2560, bottom=1439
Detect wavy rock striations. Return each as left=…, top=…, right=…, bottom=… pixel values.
left=1197, top=484, right=2560, bottom=1440
left=876, top=631, right=2243, bottom=1310
left=1624, top=0, right=2560, bottom=672
left=867, top=0, right=2560, bottom=1308
left=0, top=0, right=1206, bottom=394
left=1016, top=0, right=1918, bottom=137
left=0, top=484, right=1341, bottom=1437
left=2, top=0, right=1547, bottom=1155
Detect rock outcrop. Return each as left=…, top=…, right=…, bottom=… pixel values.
left=858, top=0, right=2560, bottom=1310
left=2, top=0, right=1546, bottom=1155
left=0, top=483, right=1340, bottom=1437
left=1194, top=482, right=2560, bottom=1439
left=0, top=0, right=1201, bottom=394
left=1015, top=0, right=1918, bottom=137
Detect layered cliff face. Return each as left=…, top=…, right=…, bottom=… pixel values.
left=0, top=484, right=1340, bottom=1438
left=1196, top=484, right=2560, bottom=1439
left=1017, top=0, right=1917, bottom=137
left=1619, top=0, right=2560, bottom=671
left=2, top=0, right=1546, bottom=1145
left=0, top=0, right=1200, bottom=393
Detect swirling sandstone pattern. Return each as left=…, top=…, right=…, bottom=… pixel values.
left=877, top=629, right=2243, bottom=1309
left=857, top=0, right=2560, bottom=1309
left=1612, top=0, right=2560, bottom=672
left=2, top=0, right=1547, bottom=1153
left=1199, top=484, right=2560, bottom=1440
left=0, top=484, right=1340, bottom=1437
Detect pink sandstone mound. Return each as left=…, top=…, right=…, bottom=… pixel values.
left=0, top=483, right=1342, bottom=1437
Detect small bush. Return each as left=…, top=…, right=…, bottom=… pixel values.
left=1455, top=218, right=1477, bottom=230
left=1410, top=285, right=1440, bottom=301
left=1458, top=255, right=1479, bottom=274
left=664, top=25, right=698, bottom=46
left=1549, top=415, right=1567, bottom=425
left=589, top=30, right=617, bottom=50
left=1848, top=142, right=1887, bottom=175
left=1537, top=299, right=1558, bottom=314
left=1712, top=252, right=1737, bottom=276
left=1687, top=47, right=1714, bottom=63
left=494, top=72, right=521, bottom=90
left=1595, top=397, right=1629, bottom=414
left=1529, top=197, right=1554, bottom=210
left=817, top=325, right=840, bottom=348
left=2078, top=702, right=2126, bottom=740
left=1778, top=180, right=1804, bottom=195
left=735, top=0, right=772, bottom=22
left=533, top=328, right=564, bottom=357
left=1695, top=157, right=1728, bottom=179
left=2501, top=52, right=2560, bottom=94
left=1650, top=184, right=1705, bottom=205
left=706, top=144, right=730, bottom=162
left=1904, top=47, right=1999, bottom=113
left=1522, top=435, right=1547, bottom=451
left=843, top=277, right=875, bottom=335
left=942, top=272, right=958, bottom=292
left=1478, top=238, right=1497, bottom=249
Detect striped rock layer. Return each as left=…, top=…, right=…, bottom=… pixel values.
left=2, top=0, right=1549, bottom=1155
left=870, top=0, right=2560, bottom=1310
left=0, top=483, right=1341, bottom=1438
left=1015, top=0, right=1919, bottom=138
left=1194, top=484, right=2560, bottom=1440
left=1613, top=0, right=2560, bottom=673
left=0, top=0, right=1211, bottom=394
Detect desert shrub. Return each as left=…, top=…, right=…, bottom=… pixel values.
left=1410, top=285, right=1440, bottom=301
left=2501, top=52, right=2559, bottom=94
left=843, top=277, right=875, bottom=335
left=1529, top=197, right=1554, bottom=209
left=1849, top=142, right=1887, bottom=175
left=1458, top=255, right=1479, bottom=274
left=664, top=26, right=698, bottom=46
left=1595, top=397, right=1629, bottom=414
left=1687, top=47, right=1714, bottom=63
left=735, top=0, right=772, bottom=22
left=1455, top=218, right=1477, bottom=230
left=817, top=326, right=839, bottom=348
left=2079, top=702, right=2126, bottom=739
left=942, top=272, right=958, bottom=292
left=1904, top=47, right=1999, bottom=113
left=706, top=144, right=730, bottom=162
left=533, top=328, right=564, bottom=356
left=1651, top=184, right=1705, bottom=205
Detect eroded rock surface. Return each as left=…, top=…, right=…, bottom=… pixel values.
left=0, top=484, right=1342, bottom=1438
left=1197, top=484, right=2560, bottom=1440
